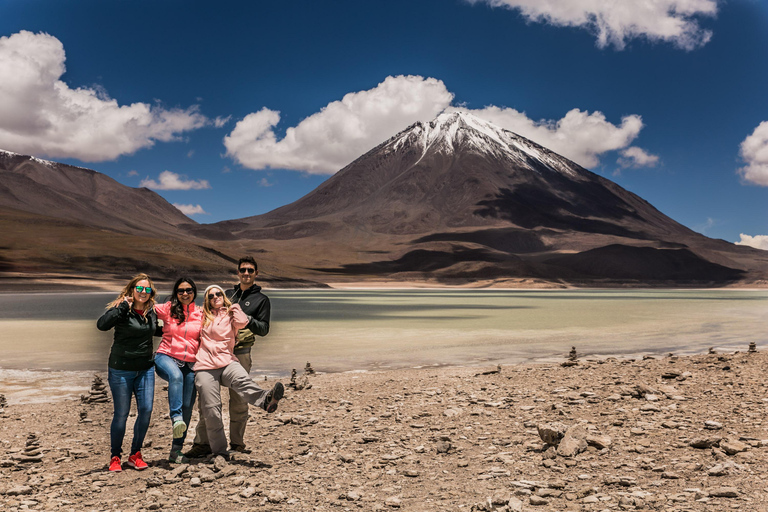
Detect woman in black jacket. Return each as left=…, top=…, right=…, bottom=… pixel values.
left=97, top=273, right=158, bottom=472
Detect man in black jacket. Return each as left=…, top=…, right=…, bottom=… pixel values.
left=186, top=256, right=271, bottom=457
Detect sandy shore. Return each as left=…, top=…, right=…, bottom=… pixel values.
left=2, top=349, right=768, bottom=511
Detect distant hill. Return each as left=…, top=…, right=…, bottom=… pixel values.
left=2, top=113, right=768, bottom=288
left=0, top=150, right=196, bottom=238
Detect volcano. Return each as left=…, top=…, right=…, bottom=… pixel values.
left=211, top=111, right=768, bottom=285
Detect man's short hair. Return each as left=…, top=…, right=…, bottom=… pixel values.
left=238, top=256, right=258, bottom=271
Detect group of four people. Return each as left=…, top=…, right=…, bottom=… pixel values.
left=97, top=257, right=283, bottom=471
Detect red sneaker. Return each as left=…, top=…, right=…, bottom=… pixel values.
left=108, top=456, right=122, bottom=472
left=126, top=451, right=148, bottom=470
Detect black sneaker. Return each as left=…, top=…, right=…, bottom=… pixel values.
left=184, top=443, right=212, bottom=458
left=230, top=444, right=251, bottom=454
left=264, top=382, right=284, bottom=413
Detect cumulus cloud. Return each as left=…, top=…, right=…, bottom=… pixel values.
left=224, top=75, right=454, bottom=174
left=451, top=105, right=647, bottom=168
left=465, top=0, right=717, bottom=50
left=735, top=234, right=768, bottom=251
left=0, top=31, right=207, bottom=162
left=126, top=170, right=139, bottom=177
left=618, top=146, right=660, bottom=168
left=738, top=121, right=768, bottom=186
left=225, top=75, right=652, bottom=174
left=173, top=203, right=208, bottom=216
left=258, top=178, right=273, bottom=187
left=140, top=170, right=211, bottom=190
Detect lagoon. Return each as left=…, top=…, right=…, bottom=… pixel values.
left=0, top=289, right=766, bottom=377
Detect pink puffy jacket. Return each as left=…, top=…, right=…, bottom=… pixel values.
left=194, top=304, right=249, bottom=371
left=154, top=302, right=203, bottom=363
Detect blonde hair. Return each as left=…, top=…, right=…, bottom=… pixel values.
left=106, top=273, right=156, bottom=319
left=202, top=285, right=232, bottom=327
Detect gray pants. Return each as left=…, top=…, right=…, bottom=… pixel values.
left=193, top=351, right=252, bottom=449
left=194, top=361, right=267, bottom=455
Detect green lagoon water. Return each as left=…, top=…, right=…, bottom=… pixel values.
left=1, top=289, right=766, bottom=377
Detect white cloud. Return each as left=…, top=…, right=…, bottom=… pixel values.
left=0, top=31, right=207, bottom=162
left=140, top=170, right=211, bottom=190
left=225, top=75, right=651, bottom=174
left=735, top=234, right=768, bottom=251
left=126, top=170, right=139, bottom=177
left=465, top=0, right=717, bottom=50
left=258, top=178, right=273, bottom=187
left=618, top=146, right=660, bottom=169
left=173, top=203, right=208, bottom=216
left=214, top=116, right=231, bottom=128
left=224, top=75, right=454, bottom=174
left=738, top=121, right=768, bottom=186
left=451, top=105, right=646, bottom=168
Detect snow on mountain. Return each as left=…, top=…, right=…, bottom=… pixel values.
left=388, top=111, right=578, bottom=177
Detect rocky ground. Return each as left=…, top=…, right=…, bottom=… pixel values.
left=2, top=349, right=768, bottom=511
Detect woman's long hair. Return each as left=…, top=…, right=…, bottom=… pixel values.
left=106, top=273, right=156, bottom=319
left=202, top=285, right=232, bottom=327
left=170, top=277, right=197, bottom=324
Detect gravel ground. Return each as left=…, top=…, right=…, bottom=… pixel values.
left=2, top=349, right=768, bottom=511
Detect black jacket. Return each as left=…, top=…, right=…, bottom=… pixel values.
left=97, top=301, right=157, bottom=371
left=227, top=283, right=270, bottom=351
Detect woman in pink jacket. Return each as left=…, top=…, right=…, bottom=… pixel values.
left=154, top=277, right=203, bottom=463
left=194, top=284, right=284, bottom=457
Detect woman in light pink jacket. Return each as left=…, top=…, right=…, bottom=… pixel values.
left=194, top=284, right=284, bottom=457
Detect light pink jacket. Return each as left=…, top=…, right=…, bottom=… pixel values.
left=154, top=302, right=203, bottom=363
left=194, top=304, right=249, bottom=371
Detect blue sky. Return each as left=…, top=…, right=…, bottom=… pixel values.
left=1, top=0, right=767, bottom=248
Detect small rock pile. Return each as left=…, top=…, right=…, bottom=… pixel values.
left=81, top=374, right=109, bottom=403
left=561, top=346, right=579, bottom=367
left=12, top=434, right=43, bottom=463
left=289, top=364, right=314, bottom=391
left=0, top=393, right=6, bottom=414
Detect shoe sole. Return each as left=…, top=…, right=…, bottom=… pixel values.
left=266, top=382, right=284, bottom=413
left=126, top=461, right=148, bottom=470
left=172, top=422, right=187, bottom=438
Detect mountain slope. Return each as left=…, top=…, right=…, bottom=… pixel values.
left=0, top=150, right=197, bottom=238
left=213, top=111, right=767, bottom=285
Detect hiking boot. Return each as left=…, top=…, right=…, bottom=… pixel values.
left=264, top=382, right=284, bottom=413
left=169, top=448, right=189, bottom=464
left=126, top=451, right=148, bottom=470
left=184, top=443, right=212, bottom=458
left=230, top=444, right=251, bottom=454
left=108, top=456, right=122, bottom=472
left=172, top=419, right=187, bottom=439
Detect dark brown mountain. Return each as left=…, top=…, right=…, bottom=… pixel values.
left=2, top=112, right=768, bottom=287
left=211, top=111, right=768, bottom=286
left=0, top=150, right=197, bottom=238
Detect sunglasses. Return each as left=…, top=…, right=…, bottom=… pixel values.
left=207, top=291, right=224, bottom=300
left=135, top=285, right=152, bottom=293
left=238, top=268, right=255, bottom=274
left=177, top=288, right=194, bottom=295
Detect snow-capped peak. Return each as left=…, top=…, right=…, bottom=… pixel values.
left=389, top=110, right=579, bottom=177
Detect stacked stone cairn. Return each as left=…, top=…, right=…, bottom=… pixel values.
left=290, top=363, right=315, bottom=390
left=0, top=393, right=6, bottom=414
left=12, top=434, right=43, bottom=463
left=749, top=341, right=757, bottom=354
left=561, top=346, right=579, bottom=367
left=81, top=374, right=109, bottom=404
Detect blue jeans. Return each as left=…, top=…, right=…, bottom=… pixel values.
left=107, top=367, right=154, bottom=458
left=154, top=353, right=196, bottom=449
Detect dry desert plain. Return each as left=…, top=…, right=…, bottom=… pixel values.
left=2, top=349, right=768, bottom=511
